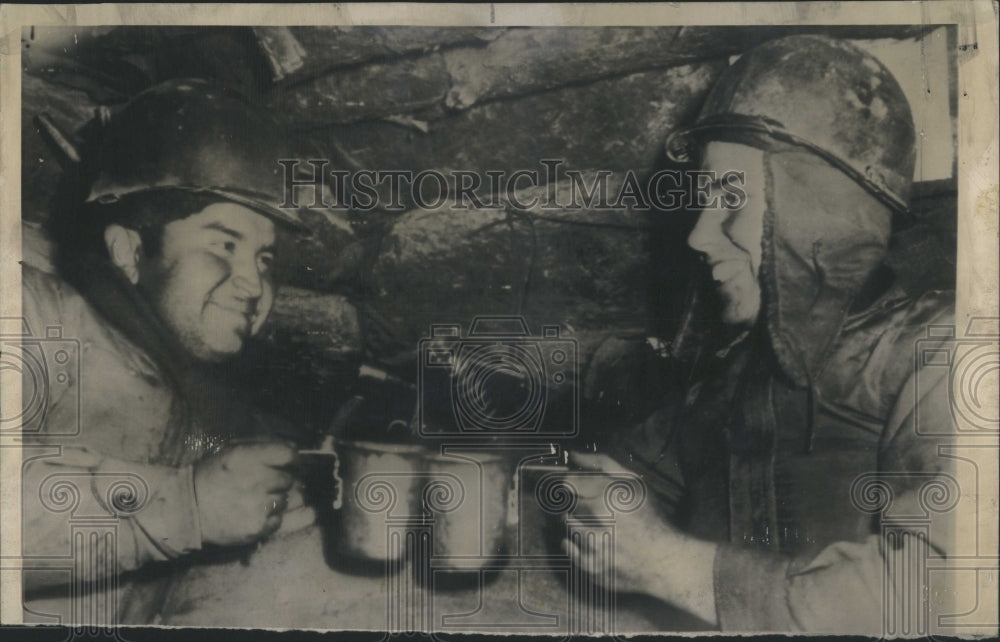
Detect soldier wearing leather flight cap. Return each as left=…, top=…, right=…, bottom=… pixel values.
left=562, top=35, right=957, bottom=633
left=22, top=79, right=313, bottom=624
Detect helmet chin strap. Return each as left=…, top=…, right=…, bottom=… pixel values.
left=54, top=78, right=314, bottom=237
left=85, top=185, right=312, bottom=236
left=667, top=115, right=911, bottom=217
left=665, top=35, right=916, bottom=226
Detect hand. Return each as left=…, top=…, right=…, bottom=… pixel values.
left=194, top=441, right=296, bottom=546
left=561, top=452, right=719, bottom=624
left=271, top=483, right=318, bottom=536
left=560, top=452, right=676, bottom=593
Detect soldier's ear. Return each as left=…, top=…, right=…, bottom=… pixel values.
left=103, top=224, right=143, bottom=285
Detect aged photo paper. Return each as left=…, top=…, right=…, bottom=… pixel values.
left=1, top=2, right=997, bottom=637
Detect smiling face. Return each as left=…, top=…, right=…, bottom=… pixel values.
left=686, top=141, right=767, bottom=327
left=137, top=202, right=277, bottom=362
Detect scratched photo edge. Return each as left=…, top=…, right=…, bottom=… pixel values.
left=0, top=1, right=996, bottom=635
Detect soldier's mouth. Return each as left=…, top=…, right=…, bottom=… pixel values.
left=709, top=259, right=746, bottom=283
left=209, top=302, right=254, bottom=326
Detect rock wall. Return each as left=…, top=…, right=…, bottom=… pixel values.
left=20, top=25, right=955, bottom=439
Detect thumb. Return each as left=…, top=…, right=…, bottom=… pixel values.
left=247, top=441, right=298, bottom=467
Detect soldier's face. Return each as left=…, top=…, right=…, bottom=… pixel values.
left=139, top=202, right=276, bottom=362
left=686, top=142, right=766, bottom=326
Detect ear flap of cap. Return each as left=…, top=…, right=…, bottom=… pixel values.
left=760, top=148, right=893, bottom=386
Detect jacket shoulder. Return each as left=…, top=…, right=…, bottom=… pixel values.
left=21, top=264, right=91, bottom=339
left=881, top=289, right=956, bottom=352
left=823, top=288, right=955, bottom=417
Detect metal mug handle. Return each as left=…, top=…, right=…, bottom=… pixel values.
left=298, top=435, right=342, bottom=511
left=331, top=448, right=343, bottom=510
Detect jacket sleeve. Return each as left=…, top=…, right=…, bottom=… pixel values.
left=20, top=267, right=203, bottom=593
left=22, top=448, right=205, bottom=593
left=712, top=360, right=956, bottom=633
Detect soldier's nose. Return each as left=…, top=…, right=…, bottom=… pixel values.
left=687, top=209, right=726, bottom=256
left=231, top=260, right=264, bottom=299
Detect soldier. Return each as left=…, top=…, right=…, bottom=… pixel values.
left=563, top=35, right=956, bottom=633
left=22, top=79, right=312, bottom=623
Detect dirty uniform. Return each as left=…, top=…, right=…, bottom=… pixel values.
left=19, top=261, right=266, bottom=624
left=614, top=150, right=957, bottom=632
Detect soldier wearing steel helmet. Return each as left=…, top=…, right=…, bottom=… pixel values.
left=563, top=35, right=956, bottom=633
left=22, top=79, right=314, bottom=623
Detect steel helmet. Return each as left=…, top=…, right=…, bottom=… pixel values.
left=666, top=35, right=916, bottom=214
left=81, top=78, right=309, bottom=233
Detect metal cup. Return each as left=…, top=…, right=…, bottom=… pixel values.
left=423, top=449, right=512, bottom=569
left=333, top=439, right=428, bottom=564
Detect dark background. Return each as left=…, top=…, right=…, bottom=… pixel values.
left=21, top=25, right=959, bottom=447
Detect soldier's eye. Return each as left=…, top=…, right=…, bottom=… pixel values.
left=209, top=239, right=237, bottom=254
left=721, top=211, right=743, bottom=236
